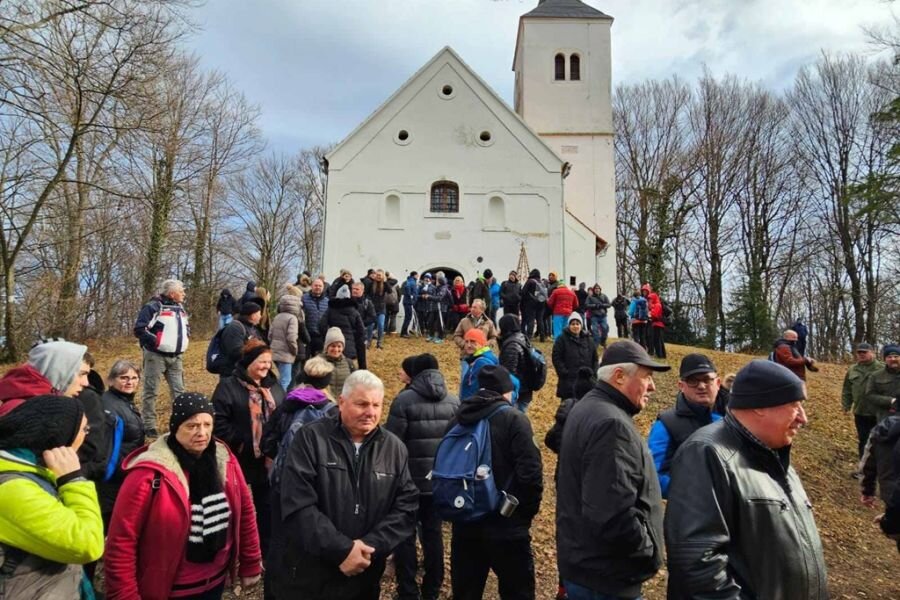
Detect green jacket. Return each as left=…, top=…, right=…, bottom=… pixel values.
left=0, top=450, right=104, bottom=565
left=863, top=367, right=900, bottom=422
left=841, top=360, right=883, bottom=414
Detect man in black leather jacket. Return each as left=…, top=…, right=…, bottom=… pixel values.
left=665, top=360, right=829, bottom=600
left=276, top=370, right=418, bottom=600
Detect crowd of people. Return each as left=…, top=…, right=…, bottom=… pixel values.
left=0, top=269, right=896, bottom=600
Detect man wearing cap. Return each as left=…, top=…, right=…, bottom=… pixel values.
left=217, top=299, right=265, bottom=380
left=665, top=360, right=828, bottom=599
left=842, top=342, right=884, bottom=462
left=279, top=370, right=418, bottom=599
left=556, top=340, right=669, bottom=600
left=648, top=353, right=723, bottom=498
left=459, top=328, right=500, bottom=400
left=864, top=344, right=900, bottom=423
left=448, top=365, right=543, bottom=600
left=386, top=355, right=459, bottom=600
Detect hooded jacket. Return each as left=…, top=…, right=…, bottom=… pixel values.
left=460, top=349, right=499, bottom=400
left=0, top=449, right=103, bottom=599
left=449, top=390, right=543, bottom=540
left=499, top=318, right=534, bottom=404
left=385, top=370, right=460, bottom=494
left=216, top=289, right=236, bottom=315
left=551, top=322, right=598, bottom=398
left=547, top=286, right=579, bottom=316
left=556, top=381, right=664, bottom=597
left=0, top=364, right=55, bottom=417
left=664, top=413, right=828, bottom=600
left=318, top=298, right=367, bottom=368
left=103, top=438, right=262, bottom=600
left=211, top=366, right=285, bottom=487
left=271, top=294, right=309, bottom=363
left=648, top=293, right=665, bottom=328
left=276, top=413, right=419, bottom=599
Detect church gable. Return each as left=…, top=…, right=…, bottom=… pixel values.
left=325, top=46, right=564, bottom=176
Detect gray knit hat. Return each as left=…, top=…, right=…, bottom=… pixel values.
left=27, top=340, right=88, bottom=393
left=324, top=327, right=345, bottom=348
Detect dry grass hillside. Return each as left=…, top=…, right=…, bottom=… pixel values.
left=9, top=334, right=895, bottom=599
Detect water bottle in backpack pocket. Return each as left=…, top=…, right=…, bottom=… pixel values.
left=430, top=404, right=510, bottom=522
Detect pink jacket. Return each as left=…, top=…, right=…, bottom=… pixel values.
left=104, top=437, right=262, bottom=600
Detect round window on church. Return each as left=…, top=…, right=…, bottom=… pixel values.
left=476, top=130, right=494, bottom=147
left=438, top=84, right=456, bottom=100
left=394, top=129, right=412, bottom=145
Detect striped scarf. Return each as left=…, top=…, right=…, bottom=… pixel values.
left=166, top=434, right=230, bottom=563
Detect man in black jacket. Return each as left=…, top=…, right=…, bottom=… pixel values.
left=665, top=360, right=828, bottom=599
left=319, top=284, right=367, bottom=369
left=385, top=354, right=459, bottom=600
left=277, top=370, right=418, bottom=600
left=500, top=271, right=522, bottom=317
left=556, top=340, right=669, bottom=600
left=450, top=365, right=543, bottom=600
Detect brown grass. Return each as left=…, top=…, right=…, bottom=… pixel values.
left=13, top=335, right=893, bottom=599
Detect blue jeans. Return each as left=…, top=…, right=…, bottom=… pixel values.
left=591, top=314, right=609, bottom=346
left=564, top=581, right=642, bottom=600
left=376, top=312, right=385, bottom=346
left=552, top=314, right=568, bottom=339
left=365, top=322, right=375, bottom=344
left=276, top=361, right=292, bottom=391
left=218, top=314, right=232, bottom=330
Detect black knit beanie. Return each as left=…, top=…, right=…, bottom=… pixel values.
left=412, top=354, right=439, bottom=377
left=401, top=356, right=418, bottom=378
left=729, top=360, right=806, bottom=409
left=0, top=395, right=84, bottom=453
left=239, top=343, right=272, bottom=368
left=169, top=392, right=215, bottom=435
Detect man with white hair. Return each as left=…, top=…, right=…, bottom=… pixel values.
left=133, top=279, right=189, bottom=436
left=452, top=298, right=499, bottom=358
left=276, top=370, right=419, bottom=600
left=556, top=340, right=669, bottom=600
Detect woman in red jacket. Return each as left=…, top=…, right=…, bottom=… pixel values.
left=104, top=392, right=262, bottom=600
left=648, top=292, right=667, bottom=359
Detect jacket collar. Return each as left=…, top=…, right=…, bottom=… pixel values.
left=593, top=381, right=640, bottom=416
left=675, top=392, right=713, bottom=421
left=724, top=412, right=792, bottom=476
left=326, top=412, right=384, bottom=447
left=127, top=435, right=230, bottom=494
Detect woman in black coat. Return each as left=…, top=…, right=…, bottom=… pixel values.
left=212, top=339, right=285, bottom=558
left=318, top=284, right=367, bottom=369
left=97, top=359, right=145, bottom=527
left=551, top=312, right=598, bottom=399
left=498, top=314, right=534, bottom=412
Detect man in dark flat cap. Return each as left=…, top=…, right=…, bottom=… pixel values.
left=556, top=340, right=670, bottom=600
left=665, top=359, right=828, bottom=600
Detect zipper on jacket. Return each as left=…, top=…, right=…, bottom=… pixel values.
left=354, top=445, right=361, bottom=515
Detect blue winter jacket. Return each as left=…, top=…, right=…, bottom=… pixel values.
left=489, top=281, right=501, bottom=311
left=302, top=292, right=329, bottom=337
left=402, top=277, right=419, bottom=307
left=459, top=349, right=499, bottom=400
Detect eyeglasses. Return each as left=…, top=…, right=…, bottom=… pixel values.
left=117, top=375, right=140, bottom=382
left=684, top=376, right=717, bottom=388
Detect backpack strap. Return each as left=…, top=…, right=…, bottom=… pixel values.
left=103, top=416, right=125, bottom=483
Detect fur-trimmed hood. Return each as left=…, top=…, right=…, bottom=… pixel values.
left=123, top=435, right=231, bottom=494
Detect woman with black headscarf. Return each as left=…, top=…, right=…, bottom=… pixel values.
left=0, top=395, right=104, bottom=598
left=104, top=392, right=262, bottom=599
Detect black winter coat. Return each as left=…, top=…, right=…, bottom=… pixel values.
left=385, top=369, right=460, bottom=494
left=97, top=388, right=145, bottom=515
left=216, top=290, right=236, bottom=315
left=556, top=381, right=664, bottom=597
left=612, top=295, right=629, bottom=319
left=75, top=383, right=110, bottom=483
left=449, top=391, right=543, bottom=540
left=276, top=414, right=419, bottom=599
left=552, top=330, right=598, bottom=398
left=211, top=366, right=285, bottom=486
left=665, top=413, right=828, bottom=600
left=500, top=280, right=522, bottom=312
left=354, top=296, right=377, bottom=326
left=319, top=298, right=367, bottom=368
left=860, top=414, right=900, bottom=503
left=499, top=332, right=533, bottom=405
left=218, top=318, right=264, bottom=376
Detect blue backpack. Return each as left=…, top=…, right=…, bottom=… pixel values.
left=633, top=297, right=649, bottom=321
left=431, top=404, right=511, bottom=522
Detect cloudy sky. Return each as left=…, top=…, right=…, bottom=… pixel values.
left=186, top=0, right=895, bottom=153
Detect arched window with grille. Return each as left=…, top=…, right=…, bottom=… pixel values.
left=570, top=54, right=581, bottom=81
left=430, top=181, right=459, bottom=213
left=554, top=53, right=565, bottom=81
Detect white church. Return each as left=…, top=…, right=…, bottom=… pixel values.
left=321, top=0, right=616, bottom=290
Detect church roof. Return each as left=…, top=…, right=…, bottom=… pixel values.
left=522, top=0, right=612, bottom=20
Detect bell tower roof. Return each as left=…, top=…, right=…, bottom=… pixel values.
left=522, top=0, right=612, bottom=20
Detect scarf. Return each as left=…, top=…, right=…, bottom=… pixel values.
left=166, top=435, right=229, bottom=563
left=239, top=378, right=276, bottom=459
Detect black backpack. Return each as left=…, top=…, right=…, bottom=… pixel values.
left=205, top=321, right=246, bottom=374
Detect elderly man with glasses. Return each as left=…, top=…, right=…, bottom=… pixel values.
left=648, top=353, right=723, bottom=499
